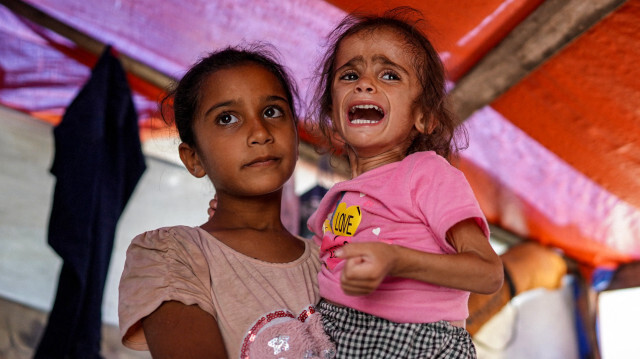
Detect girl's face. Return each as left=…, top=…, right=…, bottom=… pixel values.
left=179, top=63, right=298, bottom=198
left=330, top=27, right=425, bottom=159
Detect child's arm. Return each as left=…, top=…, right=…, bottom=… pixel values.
left=142, top=300, right=228, bottom=358
left=337, top=218, right=503, bottom=296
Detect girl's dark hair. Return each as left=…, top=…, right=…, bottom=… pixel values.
left=308, top=6, right=467, bottom=161
left=161, top=44, right=300, bottom=148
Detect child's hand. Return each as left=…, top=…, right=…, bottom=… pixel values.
left=336, top=242, right=397, bottom=296
left=207, top=196, right=218, bottom=219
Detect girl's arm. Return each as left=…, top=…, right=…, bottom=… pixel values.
left=337, top=218, right=503, bottom=296
left=142, top=300, right=228, bottom=359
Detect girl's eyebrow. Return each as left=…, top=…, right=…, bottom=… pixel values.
left=264, top=95, right=289, bottom=104
left=203, top=95, right=288, bottom=117
left=335, top=55, right=365, bottom=73
left=371, top=54, right=410, bottom=75
left=204, top=100, right=235, bottom=117
left=335, top=54, right=409, bottom=75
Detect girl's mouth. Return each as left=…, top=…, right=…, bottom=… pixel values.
left=348, top=104, right=385, bottom=124
left=244, top=156, right=279, bottom=167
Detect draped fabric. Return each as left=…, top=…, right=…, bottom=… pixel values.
left=0, top=0, right=638, bottom=269
left=35, top=46, right=146, bottom=358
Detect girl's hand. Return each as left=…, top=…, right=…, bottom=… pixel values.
left=335, top=219, right=503, bottom=296
left=336, top=242, right=398, bottom=296
left=207, top=195, right=218, bottom=219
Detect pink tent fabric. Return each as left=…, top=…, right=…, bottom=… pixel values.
left=1, top=0, right=638, bottom=268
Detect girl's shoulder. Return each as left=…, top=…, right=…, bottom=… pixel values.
left=131, top=225, right=204, bottom=247
left=120, top=225, right=219, bottom=348
left=127, top=225, right=219, bottom=262
left=404, top=151, right=461, bottom=180
left=131, top=226, right=317, bottom=263
left=404, top=151, right=451, bottom=168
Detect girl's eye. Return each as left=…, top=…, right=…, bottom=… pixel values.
left=264, top=106, right=284, bottom=118
left=381, top=71, right=400, bottom=80
left=339, top=72, right=358, bottom=81
left=216, top=113, right=239, bottom=125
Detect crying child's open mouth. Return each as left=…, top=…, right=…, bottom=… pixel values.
left=348, top=104, right=384, bottom=124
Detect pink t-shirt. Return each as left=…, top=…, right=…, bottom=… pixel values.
left=307, top=151, right=489, bottom=323
left=118, top=226, right=334, bottom=358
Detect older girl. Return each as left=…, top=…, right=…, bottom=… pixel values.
left=119, top=46, right=335, bottom=359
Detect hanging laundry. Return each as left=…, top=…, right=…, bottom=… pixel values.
left=35, top=46, right=146, bottom=358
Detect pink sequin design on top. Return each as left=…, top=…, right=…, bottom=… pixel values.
left=240, top=306, right=335, bottom=359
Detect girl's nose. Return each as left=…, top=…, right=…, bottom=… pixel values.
left=248, top=118, right=274, bottom=145
left=355, top=75, right=376, bottom=93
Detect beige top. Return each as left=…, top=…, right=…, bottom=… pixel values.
left=118, top=225, right=325, bottom=358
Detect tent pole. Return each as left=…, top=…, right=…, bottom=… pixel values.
left=450, top=0, right=627, bottom=123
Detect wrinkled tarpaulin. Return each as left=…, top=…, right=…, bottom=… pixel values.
left=0, top=1, right=638, bottom=269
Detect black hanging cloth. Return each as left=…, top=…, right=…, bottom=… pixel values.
left=35, top=45, right=146, bottom=358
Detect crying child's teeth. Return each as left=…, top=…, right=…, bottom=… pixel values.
left=350, top=104, right=383, bottom=113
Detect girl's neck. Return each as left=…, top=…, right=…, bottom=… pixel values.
left=200, top=191, right=305, bottom=263
left=347, top=146, right=406, bottom=178
left=203, top=191, right=284, bottom=232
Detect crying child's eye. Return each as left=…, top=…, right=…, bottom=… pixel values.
left=381, top=71, right=400, bottom=80
left=340, top=72, right=358, bottom=81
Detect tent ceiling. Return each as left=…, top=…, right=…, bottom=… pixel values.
left=493, top=2, right=640, bottom=209
left=0, top=0, right=638, bottom=268
left=326, top=0, right=545, bottom=80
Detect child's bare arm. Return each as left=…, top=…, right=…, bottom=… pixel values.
left=337, top=218, right=503, bottom=296
left=142, top=300, right=228, bottom=358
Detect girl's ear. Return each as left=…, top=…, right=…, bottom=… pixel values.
left=413, top=112, right=426, bottom=133
left=179, top=143, right=206, bottom=178
left=414, top=112, right=437, bottom=135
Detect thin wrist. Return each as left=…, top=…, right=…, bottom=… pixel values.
left=387, top=244, right=403, bottom=276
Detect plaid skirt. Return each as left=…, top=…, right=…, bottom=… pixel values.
left=318, top=300, right=477, bottom=359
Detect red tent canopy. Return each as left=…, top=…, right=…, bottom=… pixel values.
left=1, top=0, right=638, bottom=269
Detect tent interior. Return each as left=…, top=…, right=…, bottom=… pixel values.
left=0, top=0, right=639, bottom=358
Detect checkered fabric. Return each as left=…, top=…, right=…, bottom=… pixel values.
left=318, top=300, right=476, bottom=358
